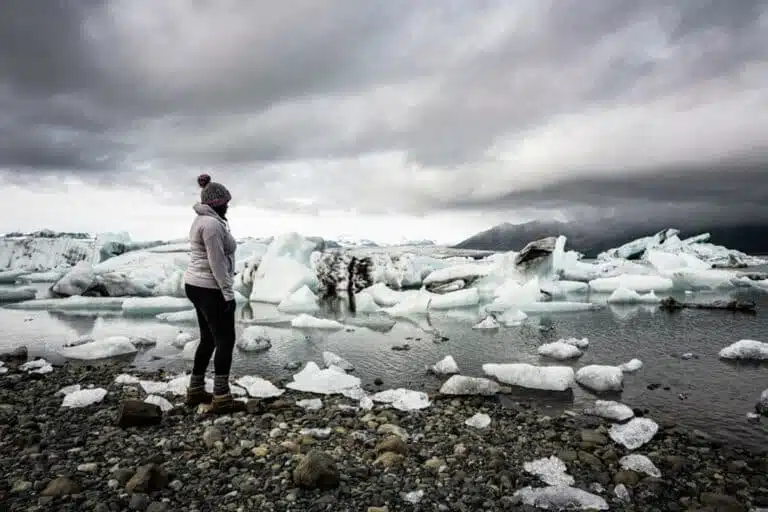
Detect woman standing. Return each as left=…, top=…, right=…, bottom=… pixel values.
left=183, top=174, right=245, bottom=414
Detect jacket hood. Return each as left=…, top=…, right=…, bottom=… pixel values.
left=193, top=203, right=227, bottom=225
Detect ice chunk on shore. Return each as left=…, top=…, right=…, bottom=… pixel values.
left=607, top=287, right=661, bottom=304
left=291, top=314, right=345, bottom=330
left=585, top=400, right=634, bottom=422
left=589, top=274, right=674, bottom=293
left=115, top=374, right=140, bottom=385
left=431, top=355, right=459, bottom=375
left=439, top=375, right=501, bottom=396
left=513, top=486, right=608, bottom=510
left=235, top=375, right=284, bottom=398
left=145, top=395, right=174, bottom=412
left=609, top=417, right=659, bottom=449
left=429, top=288, right=479, bottom=310
left=323, top=351, right=354, bottom=371
left=619, top=359, right=643, bottom=373
left=286, top=362, right=364, bottom=398
left=62, top=388, right=107, bottom=408
left=465, top=412, right=491, bottom=429
left=20, top=358, right=54, bottom=374
left=60, top=336, right=137, bottom=360
left=296, top=398, right=323, bottom=410
left=575, top=365, right=624, bottom=392
left=277, top=285, right=319, bottom=314
left=482, top=363, right=575, bottom=391
left=122, top=297, right=192, bottom=316
left=538, top=342, right=583, bottom=360
left=719, top=339, right=768, bottom=360
left=619, top=454, right=661, bottom=477
left=473, top=315, right=499, bottom=329
left=370, top=388, right=431, bottom=411
left=157, top=309, right=198, bottom=324
left=523, top=456, right=575, bottom=486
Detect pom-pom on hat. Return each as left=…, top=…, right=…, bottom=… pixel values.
left=197, top=174, right=231, bottom=207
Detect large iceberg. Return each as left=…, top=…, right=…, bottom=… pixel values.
left=249, top=233, right=321, bottom=303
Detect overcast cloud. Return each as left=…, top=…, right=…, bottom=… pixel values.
left=1, top=0, right=767, bottom=242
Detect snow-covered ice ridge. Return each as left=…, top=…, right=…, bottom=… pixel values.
left=2, top=228, right=767, bottom=317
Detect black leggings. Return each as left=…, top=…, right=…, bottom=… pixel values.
left=185, top=284, right=236, bottom=376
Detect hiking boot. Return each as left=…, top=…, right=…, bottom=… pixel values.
left=185, top=386, right=212, bottom=407
left=209, top=393, right=247, bottom=415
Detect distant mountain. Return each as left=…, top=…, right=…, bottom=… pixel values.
left=453, top=220, right=768, bottom=256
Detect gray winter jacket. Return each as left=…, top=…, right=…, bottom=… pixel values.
left=183, top=203, right=237, bottom=301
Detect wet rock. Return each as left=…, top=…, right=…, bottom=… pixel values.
left=376, top=436, right=408, bottom=456
left=293, top=450, right=340, bottom=489
left=699, top=492, right=747, bottom=511
left=40, top=477, right=78, bottom=497
left=125, top=464, right=169, bottom=494
left=117, top=400, right=162, bottom=428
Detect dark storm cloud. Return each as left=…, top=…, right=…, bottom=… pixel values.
left=0, top=0, right=766, bottom=216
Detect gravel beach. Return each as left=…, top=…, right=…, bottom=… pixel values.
left=1, top=356, right=766, bottom=511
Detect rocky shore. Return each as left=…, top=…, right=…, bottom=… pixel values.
left=1, top=357, right=766, bottom=511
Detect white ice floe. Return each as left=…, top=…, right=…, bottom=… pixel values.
left=20, top=358, right=54, bottom=374
left=0, top=287, right=36, bottom=302
left=286, top=362, right=364, bottom=399
left=607, top=287, right=661, bottom=305
left=537, top=342, right=583, bottom=360
left=429, top=288, right=480, bottom=310
left=585, top=400, right=634, bottom=422
left=60, top=336, right=137, bottom=360
left=513, top=486, right=609, bottom=510
left=589, top=274, right=674, bottom=293
left=381, top=290, right=432, bottom=317
left=561, top=337, right=590, bottom=348
left=517, top=302, right=600, bottom=314
left=619, top=359, right=643, bottom=373
left=156, top=309, right=198, bottom=324
left=465, top=412, right=491, bottom=429
left=575, top=365, right=624, bottom=392
left=609, top=418, right=659, bottom=450
left=619, top=454, right=661, bottom=478
left=290, top=314, right=345, bottom=330
left=61, top=388, right=108, bottom=408
left=236, top=325, right=292, bottom=352
left=423, top=262, right=491, bottom=286
left=523, top=456, right=575, bottom=486
left=122, top=296, right=193, bottom=316
left=323, top=351, right=354, bottom=371
left=719, top=339, right=768, bottom=361
left=145, top=395, right=174, bottom=412
left=277, top=284, right=319, bottom=314
left=370, top=388, right=431, bottom=411
left=431, top=355, right=459, bottom=375
left=482, top=363, right=574, bottom=391
left=296, top=398, right=323, bottom=410
left=439, top=375, right=501, bottom=396
left=472, top=315, right=500, bottom=330
left=234, top=376, right=284, bottom=398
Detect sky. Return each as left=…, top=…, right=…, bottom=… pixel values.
left=1, top=0, right=767, bottom=244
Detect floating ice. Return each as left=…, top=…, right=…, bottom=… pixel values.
left=482, top=363, right=575, bottom=391
left=607, top=287, right=661, bottom=305
left=370, top=388, right=431, bottom=411
left=672, top=269, right=742, bottom=291
left=277, top=284, right=319, bottom=314
left=323, top=351, right=354, bottom=371
left=523, top=456, right=575, bottom=486
left=0, top=269, right=29, bottom=283
left=429, top=288, right=479, bottom=310
left=0, top=287, right=36, bottom=302
left=719, top=339, right=768, bottom=361
left=5, top=296, right=125, bottom=311
left=286, top=362, right=364, bottom=398
left=235, top=375, right=284, bottom=398
left=513, top=486, right=609, bottom=510
left=20, top=358, right=54, bottom=374
left=561, top=337, right=589, bottom=348
left=497, top=309, right=528, bottom=326
left=619, top=359, right=643, bottom=373
left=296, top=398, right=323, bottom=410
left=473, top=315, right=499, bottom=329
left=609, top=418, right=659, bottom=450
left=249, top=233, right=320, bottom=303
left=290, top=314, right=344, bottom=330
left=538, top=342, right=583, bottom=360
left=619, top=454, right=661, bottom=477
left=585, top=400, right=634, bottom=422
left=60, top=336, right=137, bottom=360
left=465, top=412, right=491, bottom=429
left=122, top=296, right=193, bottom=316
left=575, top=365, right=624, bottom=392
left=431, top=355, right=459, bottom=375
left=366, top=282, right=403, bottom=307
left=589, top=274, right=674, bottom=293
left=382, top=290, right=432, bottom=317
left=61, top=388, right=108, bottom=408
left=156, top=309, right=198, bottom=324
left=517, top=302, right=600, bottom=314
left=236, top=325, right=293, bottom=352
left=423, top=263, right=491, bottom=286
left=439, top=375, right=501, bottom=396
left=145, top=395, right=174, bottom=412
left=352, top=290, right=380, bottom=313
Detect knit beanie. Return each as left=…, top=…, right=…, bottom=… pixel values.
left=197, top=174, right=232, bottom=207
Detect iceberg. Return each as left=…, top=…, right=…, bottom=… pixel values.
left=482, top=363, right=575, bottom=391
left=0, top=287, right=36, bottom=303
left=718, top=339, right=768, bottom=361
left=351, top=290, right=380, bottom=313
left=606, top=287, right=661, bottom=304
left=366, top=282, right=404, bottom=307
left=428, top=288, right=479, bottom=310
left=599, top=229, right=678, bottom=260
left=381, top=290, right=432, bottom=317
left=431, top=355, right=459, bottom=375
left=60, top=336, right=138, bottom=360
left=291, top=314, right=345, bottom=330
left=51, top=261, right=97, bottom=296
left=277, top=284, right=319, bottom=314
left=575, top=365, right=624, bottom=392
left=249, top=233, right=321, bottom=304
left=423, top=262, right=492, bottom=286
left=537, top=342, right=583, bottom=360
left=589, top=274, right=674, bottom=293
left=0, top=269, right=29, bottom=283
